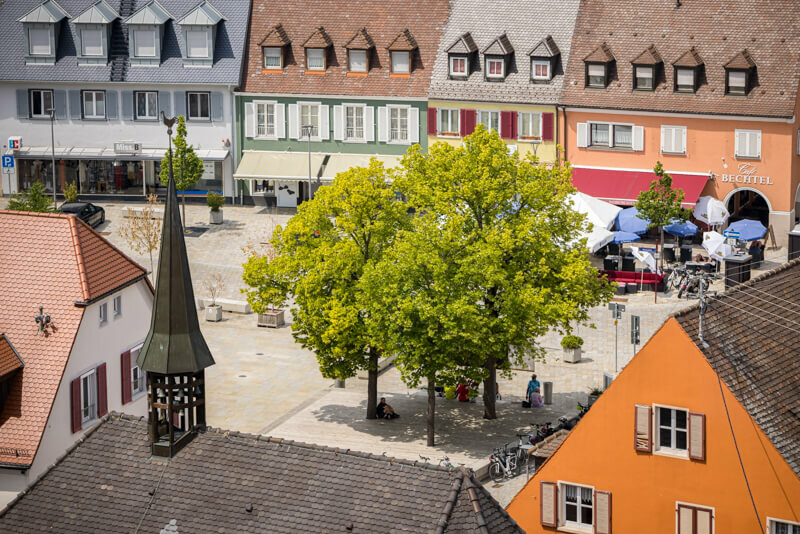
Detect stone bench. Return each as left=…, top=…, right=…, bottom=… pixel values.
left=196, top=297, right=252, bottom=314
left=357, top=354, right=397, bottom=379
left=124, top=207, right=164, bottom=218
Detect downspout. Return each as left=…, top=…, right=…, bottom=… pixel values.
left=560, top=105, right=568, bottom=164
left=228, top=85, right=237, bottom=205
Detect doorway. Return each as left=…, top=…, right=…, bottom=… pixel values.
left=726, top=189, right=770, bottom=227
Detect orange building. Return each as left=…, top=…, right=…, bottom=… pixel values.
left=557, top=0, right=800, bottom=247
left=507, top=260, right=800, bottom=534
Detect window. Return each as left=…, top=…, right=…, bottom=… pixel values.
left=486, top=58, right=504, bottom=78
left=590, top=123, right=609, bottom=146
left=29, top=89, right=53, bottom=118
left=130, top=345, right=146, bottom=397
left=81, top=29, right=104, bottom=56
left=590, top=122, right=632, bottom=148
left=133, top=29, right=156, bottom=57
left=518, top=112, right=541, bottom=139
left=661, top=125, right=686, bottom=154
left=736, top=129, right=761, bottom=158
left=770, top=519, right=800, bottom=534
left=677, top=503, right=713, bottom=534
left=263, top=47, right=282, bottom=69
left=389, top=106, right=409, bottom=142
left=256, top=101, right=276, bottom=138
left=28, top=28, right=51, bottom=55
left=186, top=30, right=209, bottom=58
left=391, top=51, right=410, bottom=74
left=80, top=369, right=98, bottom=423
left=187, top=92, right=210, bottom=120
left=99, top=302, right=108, bottom=324
left=634, top=65, right=654, bottom=90
left=657, top=406, right=688, bottom=454
left=83, top=91, right=106, bottom=119
left=438, top=108, right=459, bottom=136
left=727, top=70, right=747, bottom=95
left=531, top=60, right=551, bottom=81
left=587, top=63, right=606, bottom=87
left=676, top=68, right=696, bottom=92
left=344, top=105, right=365, bottom=140
left=478, top=110, right=500, bottom=133
left=349, top=49, right=367, bottom=72
left=562, top=483, right=593, bottom=530
left=113, top=295, right=122, bottom=317
left=300, top=103, right=320, bottom=138
left=306, top=48, right=325, bottom=71
left=135, top=91, right=158, bottom=120
left=450, top=56, right=467, bottom=76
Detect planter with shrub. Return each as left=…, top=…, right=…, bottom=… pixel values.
left=561, top=335, right=584, bottom=363
left=207, top=191, right=224, bottom=224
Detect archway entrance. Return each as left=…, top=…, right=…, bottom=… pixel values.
left=726, top=189, right=770, bottom=227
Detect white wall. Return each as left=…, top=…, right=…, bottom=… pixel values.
left=0, top=279, right=152, bottom=507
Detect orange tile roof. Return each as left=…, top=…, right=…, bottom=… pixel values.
left=0, top=211, right=147, bottom=467
left=0, top=335, right=24, bottom=379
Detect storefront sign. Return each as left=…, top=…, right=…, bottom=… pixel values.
left=114, top=142, right=142, bottom=155
left=7, top=137, right=22, bottom=151
left=720, top=163, right=773, bottom=185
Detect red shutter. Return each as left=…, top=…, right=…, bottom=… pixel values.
left=688, top=412, right=706, bottom=460
left=634, top=404, right=652, bottom=452
left=594, top=490, right=612, bottom=534
left=540, top=481, right=558, bottom=528
left=460, top=109, right=476, bottom=136
left=427, top=107, right=437, bottom=135
left=96, top=363, right=108, bottom=417
left=511, top=111, right=518, bottom=139
left=70, top=377, right=82, bottom=433
left=121, top=351, right=132, bottom=405
left=542, top=112, right=554, bottom=141
left=500, top=111, right=514, bottom=139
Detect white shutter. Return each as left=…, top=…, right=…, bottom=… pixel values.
left=632, top=125, right=645, bottom=151
left=540, top=482, right=557, bottom=528
left=634, top=404, right=652, bottom=452
left=319, top=104, right=330, bottom=140
left=378, top=106, right=388, bottom=143
left=754, top=131, right=762, bottom=158
left=576, top=122, right=588, bottom=148
left=365, top=106, right=375, bottom=142
left=244, top=102, right=255, bottom=138
left=594, top=490, right=612, bottom=534
left=688, top=412, right=705, bottom=460
left=661, top=126, right=671, bottom=153
left=276, top=103, right=286, bottom=139
left=678, top=506, right=693, bottom=534
left=681, top=126, right=687, bottom=154
left=333, top=105, right=344, bottom=141
left=409, top=107, right=420, bottom=144
left=288, top=103, right=299, bottom=139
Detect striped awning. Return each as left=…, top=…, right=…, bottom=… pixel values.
left=234, top=151, right=325, bottom=181
left=320, top=154, right=402, bottom=180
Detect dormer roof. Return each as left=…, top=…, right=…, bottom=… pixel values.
left=724, top=49, right=756, bottom=70
left=672, top=47, right=704, bottom=67
left=344, top=28, right=375, bottom=50
left=529, top=35, right=559, bottom=58
left=446, top=32, right=478, bottom=55
left=125, top=0, right=173, bottom=25
left=483, top=33, right=513, bottom=56
left=584, top=42, right=614, bottom=63
left=17, top=0, right=69, bottom=23
left=0, top=334, right=24, bottom=380
left=72, top=0, right=118, bottom=24
left=387, top=29, right=418, bottom=51
left=303, top=26, right=332, bottom=48
left=631, top=44, right=662, bottom=65
left=260, top=24, right=290, bottom=47
left=177, top=0, right=225, bottom=26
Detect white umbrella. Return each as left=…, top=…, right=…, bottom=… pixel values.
left=702, top=231, right=733, bottom=261
left=693, top=196, right=729, bottom=226
left=631, top=246, right=657, bottom=273
left=568, top=192, right=621, bottom=231
left=583, top=227, right=614, bottom=253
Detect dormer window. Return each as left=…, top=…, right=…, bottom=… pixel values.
left=306, top=49, right=326, bottom=71
left=73, top=0, right=119, bottom=65
left=583, top=43, right=615, bottom=89
left=676, top=68, right=696, bottom=92
left=263, top=47, right=283, bottom=69
left=18, top=0, right=70, bottom=65
left=29, top=28, right=52, bottom=56
left=631, top=45, right=662, bottom=91
left=529, top=35, right=560, bottom=83
left=259, top=24, right=290, bottom=72
left=177, top=1, right=224, bottom=67
left=186, top=30, right=209, bottom=58
left=446, top=33, right=477, bottom=79
left=672, top=47, right=704, bottom=94
left=727, top=71, right=746, bottom=95
left=349, top=50, right=368, bottom=72
left=81, top=29, right=103, bottom=56
left=532, top=60, right=550, bottom=80
left=302, top=26, right=332, bottom=73
left=724, top=50, right=755, bottom=96
left=486, top=58, right=504, bottom=78
left=483, top=34, right=514, bottom=82
left=387, top=29, right=418, bottom=76
left=450, top=56, right=467, bottom=76
left=133, top=29, right=157, bottom=57
left=634, top=66, right=654, bottom=90
left=344, top=28, right=374, bottom=75
left=391, top=51, right=410, bottom=74
left=587, top=64, right=607, bottom=88
left=125, top=0, right=173, bottom=66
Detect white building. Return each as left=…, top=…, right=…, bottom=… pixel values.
left=0, top=0, right=251, bottom=201
left=0, top=211, right=153, bottom=507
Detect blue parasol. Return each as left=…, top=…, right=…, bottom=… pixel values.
left=727, top=219, right=767, bottom=242
left=611, top=231, right=642, bottom=244
left=664, top=219, right=699, bottom=238
left=615, top=207, right=650, bottom=234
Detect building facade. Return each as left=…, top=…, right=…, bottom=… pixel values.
left=558, top=0, right=800, bottom=246
left=234, top=0, right=450, bottom=207
left=0, top=0, right=251, bottom=201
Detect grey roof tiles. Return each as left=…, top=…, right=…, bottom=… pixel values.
left=71, top=0, right=119, bottom=24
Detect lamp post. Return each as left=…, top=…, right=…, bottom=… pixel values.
left=301, top=124, right=314, bottom=202
left=47, top=107, right=56, bottom=204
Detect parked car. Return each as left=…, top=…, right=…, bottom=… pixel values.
left=59, top=202, right=105, bottom=228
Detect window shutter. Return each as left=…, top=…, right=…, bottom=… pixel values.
left=365, top=106, right=375, bottom=142
left=173, top=91, right=186, bottom=118
left=288, top=104, right=299, bottom=139
left=333, top=105, right=344, bottom=141
left=69, top=90, right=82, bottom=120
left=54, top=90, right=67, bottom=120
left=542, top=112, right=554, bottom=141
left=211, top=92, right=224, bottom=121
left=634, top=404, right=652, bottom=452
left=158, top=91, right=171, bottom=119
left=500, top=111, right=514, bottom=139
left=678, top=505, right=693, bottom=534
left=121, top=91, right=134, bottom=120
left=121, top=351, right=132, bottom=405
left=540, top=481, right=558, bottom=528
left=377, top=106, right=388, bottom=143
left=696, top=507, right=712, bottom=534
left=511, top=111, right=518, bottom=139
left=244, top=102, right=255, bottom=138
left=661, top=126, right=670, bottom=153
left=96, top=363, right=108, bottom=417
left=632, top=126, right=645, bottom=151
left=576, top=122, right=588, bottom=148
left=681, top=127, right=687, bottom=154
left=319, top=104, right=330, bottom=140
left=735, top=130, right=743, bottom=157
left=427, top=107, right=437, bottom=135
left=106, top=90, right=118, bottom=120
left=594, top=490, right=612, bottom=534
left=460, top=109, right=476, bottom=136
left=688, top=412, right=706, bottom=460
left=71, top=377, right=82, bottom=433
left=16, top=89, right=29, bottom=119
left=754, top=131, right=761, bottom=158
left=276, top=103, right=286, bottom=139
left=409, top=107, right=419, bottom=144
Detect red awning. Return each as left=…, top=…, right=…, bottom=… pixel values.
left=571, top=167, right=709, bottom=208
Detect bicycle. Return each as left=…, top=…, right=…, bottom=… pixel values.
left=439, top=456, right=461, bottom=469
left=488, top=445, right=518, bottom=483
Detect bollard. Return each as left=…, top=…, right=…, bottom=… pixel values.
left=543, top=381, right=553, bottom=405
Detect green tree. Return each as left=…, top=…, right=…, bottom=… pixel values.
left=392, top=126, right=614, bottom=420
left=242, top=160, right=408, bottom=420
left=159, top=115, right=204, bottom=224
left=634, top=162, right=690, bottom=269
left=7, top=182, right=55, bottom=212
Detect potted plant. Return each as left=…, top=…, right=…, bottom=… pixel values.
left=561, top=335, right=584, bottom=363
left=63, top=181, right=79, bottom=203
left=588, top=386, right=603, bottom=406
left=207, top=191, right=224, bottom=225
left=203, top=273, right=225, bottom=322
left=242, top=243, right=288, bottom=328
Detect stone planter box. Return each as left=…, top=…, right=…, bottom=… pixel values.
left=210, top=209, right=223, bottom=225
left=257, top=310, right=285, bottom=328
left=205, top=305, right=223, bottom=322
left=562, top=347, right=582, bottom=364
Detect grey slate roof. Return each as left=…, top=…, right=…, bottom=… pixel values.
left=176, top=0, right=224, bottom=26
left=0, top=414, right=524, bottom=534
left=0, top=0, right=249, bottom=84
left=427, top=0, right=580, bottom=104
left=72, top=0, right=119, bottom=24
left=124, top=0, right=172, bottom=25
left=17, top=0, right=70, bottom=23
left=675, top=258, right=800, bottom=477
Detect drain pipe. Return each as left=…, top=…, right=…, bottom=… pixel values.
left=559, top=105, right=567, bottom=164
left=228, top=85, right=237, bottom=205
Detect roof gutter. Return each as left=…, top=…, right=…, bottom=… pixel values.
left=73, top=273, right=148, bottom=308
left=0, top=462, right=31, bottom=471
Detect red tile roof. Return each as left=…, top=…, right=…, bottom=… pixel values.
left=0, top=335, right=24, bottom=379
left=0, top=211, right=148, bottom=467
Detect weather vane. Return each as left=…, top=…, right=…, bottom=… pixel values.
left=34, top=306, right=51, bottom=335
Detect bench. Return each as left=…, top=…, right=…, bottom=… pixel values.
left=124, top=207, right=164, bottom=218
left=196, top=297, right=252, bottom=314
left=600, top=270, right=665, bottom=291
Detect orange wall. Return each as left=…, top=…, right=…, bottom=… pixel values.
left=507, top=318, right=800, bottom=533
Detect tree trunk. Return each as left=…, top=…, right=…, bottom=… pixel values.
left=483, top=354, right=497, bottom=419
left=365, top=349, right=379, bottom=420
left=427, top=376, right=436, bottom=447
left=149, top=250, right=154, bottom=280
left=659, top=226, right=664, bottom=271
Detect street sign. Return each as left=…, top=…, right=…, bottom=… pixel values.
left=608, top=302, right=625, bottom=319
left=631, top=315, right=640, bottom=345
left=2, top=155, right=14, bottom=169
left=723, top=230, right=740, bottom=239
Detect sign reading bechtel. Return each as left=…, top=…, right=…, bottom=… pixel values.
left=720, top=163, right=773, bottom=185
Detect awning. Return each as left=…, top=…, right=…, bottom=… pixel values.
left=320, top=154, right=402, bottom=180
left=571, top=167, right=709, bottom=208
left=16, top=146, right=229, bottom=161
left=234, top=151, right=325, bottom=181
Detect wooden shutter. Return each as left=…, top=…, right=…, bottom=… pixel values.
left=409, top=107, right=420, bottom=144
left=542, top=112, right=554, bottom=141
left=276, top=103, right=286, bottom=138
left=634, top=404, right=652, bottom=452
left=510, top=111, right=518, bottom=139
left=319, top=105, right=330, bottom=140
left=365, top=106, right=375, bottom=142
left=288, top=104, right=299, bottom=139
left=96, top=363, right=108, bottom=417
left=460, top=109, right=476, bottom=136
left=576, top=122, right=588, bottom=147
left=632, top=126, right=645, bottom=151
left=500, top=111, right=514, bottom=139
left=332, top=105, right=344, bottom=141
left=427, top=107, right=437, bottom=135
left=594, top=490, right=611, bottom=534
left=754, top=131, right=762, bottom=158
left=244, top=102, right=255, bottom=138
left=540, top=481, right=558, bottom=528
left=688, top=412, right=705, bottom=460
left=121, top=351, right=132, bottom=405
left=377, top=106, right=388, bottom=142
left=661, top=126, right=671, bottom=153
left=71, top=377, right=82, bottom=433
